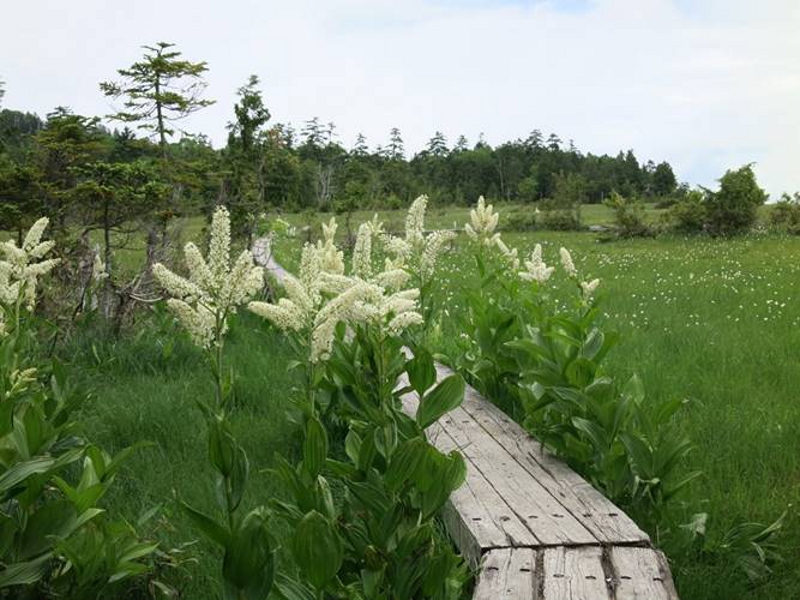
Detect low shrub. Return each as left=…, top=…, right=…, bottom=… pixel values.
left=603, top=191, right=652, bottom=237
left=668, top=190, right=707, bottom=233
left=537, top=172, right=585, bottom=231
left=666, top=165, right=769, bottom=236
left=500, top=207, right=538, bottom=232
left=704, top=164, right=768, bottom=235
left=769, top=192, right=800, bottom=234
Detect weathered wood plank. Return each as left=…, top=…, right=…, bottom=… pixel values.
left=456, top=381, right=649, bottom=545
left=397, top=375, right=538, bottom=565
left=610, top=547, right=679, bottom=600
left=473, top=548, right=537, bottom=600
left=438, top=405, right=598, bottom=546
left=399, top=366, right=599, bottom=548
left=428, top=421, right=534, bottom=563
left=542, top=546, right=611, bottom=600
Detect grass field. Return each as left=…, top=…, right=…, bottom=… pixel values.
left=56, top=202, right=800, bottom=599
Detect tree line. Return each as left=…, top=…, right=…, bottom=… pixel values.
left=0, top=41, right=681, bottom=246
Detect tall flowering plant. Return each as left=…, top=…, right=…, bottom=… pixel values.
left=382, top=195, right=456, bottom=324
left=153, top=206, right=275, bottom=600
left=464, top=196, right=519, bottom=279
left=0, top=218, right=59, bottom=336
left=250, top=214, right=468, bottom=599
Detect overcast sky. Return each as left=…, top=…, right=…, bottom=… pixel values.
left=2, top=0, right=798, bottom=196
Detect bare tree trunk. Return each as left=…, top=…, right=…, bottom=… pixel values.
left=316, top=164, right=334, bottom=208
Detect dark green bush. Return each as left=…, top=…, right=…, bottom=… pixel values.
left=501, top=207, right=538, bottom=232
left=769, top=193, right=800, bottom=234
left=604, top=191, right=651, bottom=237
left=538, top=172, right=585, bottom=230
left=668, top=190, right=707, bottom=233
left=667, top=165, right=768, bottom=235
left=704, top=164, right=768, bottom=235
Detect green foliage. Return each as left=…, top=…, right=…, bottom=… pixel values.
left=509, top=308, right=697, bottom=518
left=454, top=252, right=695, bottom=518
left=769, top=192, right=800, bottom=234
left=32, top=108, right=109, bottom=228
left=224, top=75, right=273, bottom=240
left=271, top=327, right=469, bottom=599
left=651, top=161, right=677, bottom=197
left=603, top=191, right=651, bottom=237
left=100, top=42, right=215, bottom=151
left=539, top=172, right=585, bottom=230
left=176, top=342, right=276, bottom=600
left=668, top=189, right=707, bottom=233
left=0, top=156, right=41, bottom=240
left=667, top=165, right=769, bottom=236
left=72, top=159, right=170, bottom=271
left=0, top=304, right=164, bottom=597
left=704, top=164, right=768, bottom=235
left=448, top=230, right=790, bottom=588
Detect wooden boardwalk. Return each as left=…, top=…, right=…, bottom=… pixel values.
left=253, top=237, right=679, bottom=600
left=396, top=362, right=679, bottom=600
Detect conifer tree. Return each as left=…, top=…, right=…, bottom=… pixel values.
left=100, top=42, right=214, bottom=156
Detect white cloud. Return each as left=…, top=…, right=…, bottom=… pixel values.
left=2, top=0, right=798, bottom=196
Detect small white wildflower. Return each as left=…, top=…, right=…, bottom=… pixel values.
left=581, top=278, right=601, bottom=298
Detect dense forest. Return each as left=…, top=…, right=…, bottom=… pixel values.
left=0, top=42, right=680, bottom=244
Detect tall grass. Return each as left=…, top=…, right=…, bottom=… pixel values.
left=61, top=312, right=301, bottom=598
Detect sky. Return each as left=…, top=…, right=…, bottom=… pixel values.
left=2, top=0, right=799, bottom=197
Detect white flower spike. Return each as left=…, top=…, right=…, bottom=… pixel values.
left=519, top=244, right=555, bottom=284
left=153, top=206, right=264, bottom=348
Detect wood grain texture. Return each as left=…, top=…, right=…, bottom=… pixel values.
left=610, top=547, right=679, bottom=600
left=397, top=373, right=537, bottom=566
left=542, top=546, right=611, bottom=600
left=439, top=405, right=597, bottom=546
left=473, top=548, right=537, bottom=600
left=457, top=379, right=648, bottom=545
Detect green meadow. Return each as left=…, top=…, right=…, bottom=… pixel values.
left=50, top=202, right=799, bottom=599
left=270, top=204, right=800, bottom=600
